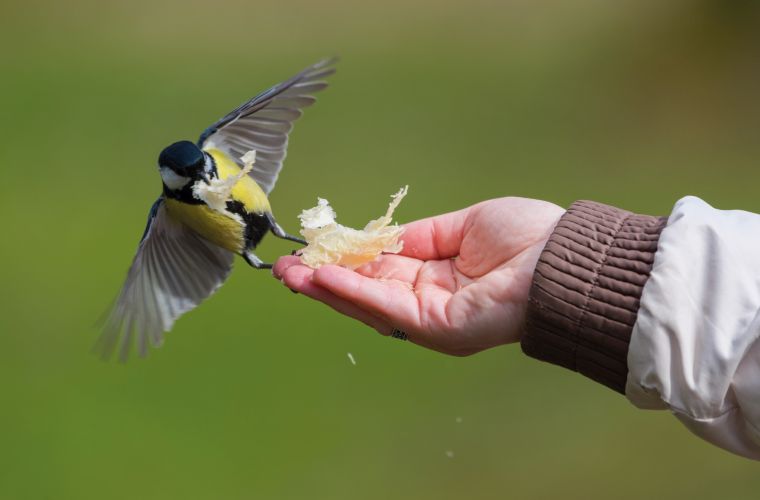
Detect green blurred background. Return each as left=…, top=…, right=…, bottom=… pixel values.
left=1, top=0, right=759, bottom=498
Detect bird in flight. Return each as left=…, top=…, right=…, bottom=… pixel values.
left=99, top=59, right=336, bottom=361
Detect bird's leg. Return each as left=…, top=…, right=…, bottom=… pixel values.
left=243, top=250, right=272, bottom=270
left=266, top=213, right=307, bottom=245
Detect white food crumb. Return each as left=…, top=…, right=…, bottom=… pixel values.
left=445, top=450, right=455, bottom=458
left=192, top=150, right=257, bottom=220
left=240, top=150, right=257, bottom=167
left=347, top=352, right=356, bottom=365
left=300, top=198, right=337, bottom=229
left=298, top=186, right=409, bottom=270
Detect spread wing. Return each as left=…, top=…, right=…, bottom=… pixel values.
left=197, top=58, right=336, bottom=195
left=97, top=198, right=234, bottom=361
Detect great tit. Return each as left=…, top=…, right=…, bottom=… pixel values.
left=99, top=59, right=336, bottom=360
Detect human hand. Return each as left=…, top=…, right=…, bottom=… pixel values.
left=273, top=197, right=564, bottom=356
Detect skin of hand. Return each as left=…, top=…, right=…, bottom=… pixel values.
left=272, top=197, right=564, bottom=356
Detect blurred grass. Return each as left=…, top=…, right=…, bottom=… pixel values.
left=1, top=0, right=759, bottom=499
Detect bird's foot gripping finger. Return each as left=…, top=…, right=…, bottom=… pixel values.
left=267, top=213, right=307, bottom=245
left=243, top=250, right=273, bottom=269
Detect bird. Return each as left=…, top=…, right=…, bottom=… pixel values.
left=98, top=59, right=336, bottom=361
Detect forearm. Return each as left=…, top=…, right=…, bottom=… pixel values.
left=521, top=200, right=666, bottom=393
left=521, top=198, right=760, bottom=460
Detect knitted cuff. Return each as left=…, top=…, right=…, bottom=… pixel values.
left=521, top=201, right=668, bottom=393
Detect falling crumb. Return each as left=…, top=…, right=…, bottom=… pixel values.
left=298, top=186, right=408, bottom=270
left=445, top=450, right=455, bottom=459
left=347, top=352, right=356, bottom=365
left=455, top=417, right=463, bottom=424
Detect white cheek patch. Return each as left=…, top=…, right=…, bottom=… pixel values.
left=160, top=167, right=191, bottom=190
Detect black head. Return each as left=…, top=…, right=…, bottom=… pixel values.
left=158, top=140, right=205, bottom=177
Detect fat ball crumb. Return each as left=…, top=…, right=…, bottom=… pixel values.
left=192, top=150, right=257, bottom=221
left=298, top=186, right=408, bottom=270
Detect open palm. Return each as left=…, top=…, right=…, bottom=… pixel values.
left=273, top=197, right=564, bottom=355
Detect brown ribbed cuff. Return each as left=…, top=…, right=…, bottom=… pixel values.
left=521, top=201, right=668, bottom=393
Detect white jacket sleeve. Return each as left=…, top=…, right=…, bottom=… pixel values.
left=626, top=196, right=760, bottom=460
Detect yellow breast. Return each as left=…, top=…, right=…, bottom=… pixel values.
left=165, top=198, right=245, bottom=253
left=164, top=148, right=271, bottom=254
left=206, top=147, right=271, bottom=214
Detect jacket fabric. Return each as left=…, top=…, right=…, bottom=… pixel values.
left=522, top=197, right=760, bottom=460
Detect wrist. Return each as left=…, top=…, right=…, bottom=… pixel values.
left=520, top=200, right=667, bottom=393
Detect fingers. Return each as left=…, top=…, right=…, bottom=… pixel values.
left=273, top=257, right=463, bottom=353
left=398, top=207, right=471, bottom=261
left=277, top=255, right=422, bottom=328
left=272, top=255, right=304, bottom=281
left=310, top=265, right=461, bottom=353
left=310, top=264, right=422, bottom=331
left=274, top=257, right=392, bottom=335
